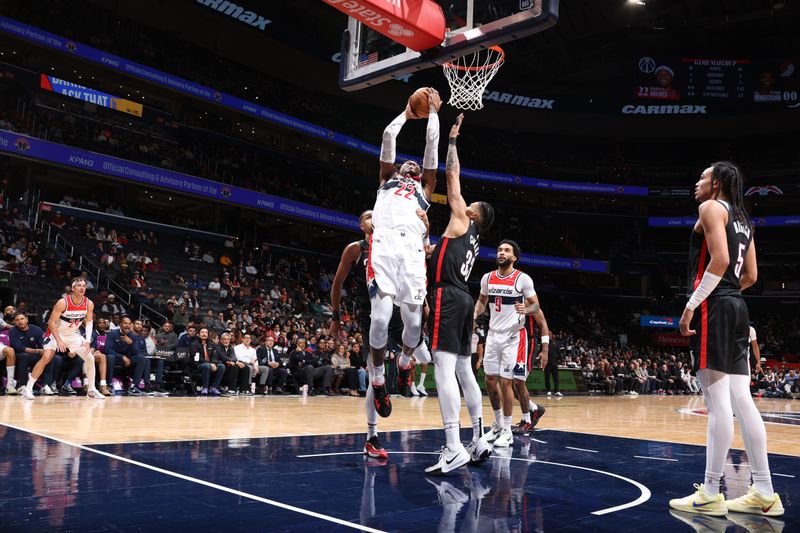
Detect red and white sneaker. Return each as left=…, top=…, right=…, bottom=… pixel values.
left=372, top=383, right=392, bottom=417
left=531, top=404, right=546, bottom=428
left=364, top=436, right=389, bottom=460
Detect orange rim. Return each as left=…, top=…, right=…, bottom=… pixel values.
left=444, top=46, right=505, bottom=72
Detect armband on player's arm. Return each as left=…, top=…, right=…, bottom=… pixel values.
left=84, top=320, right=93, bottom=345
left=685, top=271, right=722, bottom=311
left=422, top=110, right=439, bottom=170
left=380, top=112, right=407, bottom=164
left=541, top=335, right=550, bottom=344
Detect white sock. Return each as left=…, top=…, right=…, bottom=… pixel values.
left=418, top=372, right=426, bottom=388
left=704, top=472, right=722, bottom=496
left=522, top=412, right=531, bottom=423
left=444, top=421, right=460, bottom=449
left=502, top=415, right=512, bottom=431
left=372, top=364, right=385, bottom=386
left=494, top=408, right=502, bottom=424
left=7, top=365, right=15, bottom=385
left=26, top=374, right=37, bottom=390
left=752, top=472, right=774, bottom=497
left=367, top=423, right=378, bottom=439
left=471, top=416, right=483, bottom=443
left=529, top=400, right=538, bottom=412
left=100, top=380, right=107, bottom=386
left=397, top=353, right=412, bottom=370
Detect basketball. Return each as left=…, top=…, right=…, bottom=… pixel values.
left=408, top=88, right=441, bottom=118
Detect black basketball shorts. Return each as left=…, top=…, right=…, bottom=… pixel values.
left=689, top=294, right=750, bottom=375
left=427, top=285, right=473, bottom=356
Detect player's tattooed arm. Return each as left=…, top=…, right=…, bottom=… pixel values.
left=445, top=114, right=462, bottom=174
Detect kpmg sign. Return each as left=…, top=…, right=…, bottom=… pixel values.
left=640, top=315, right=680, bottom=329
left=195, top=0, right=271, bottom=31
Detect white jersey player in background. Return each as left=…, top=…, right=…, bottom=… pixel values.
left=0, top=313, right=15, bottom=394
left=367, top=88, right=440, bottom=417
left=22, top=278, right=104, bottom=400
left=474, top=240, right=548, bottom=447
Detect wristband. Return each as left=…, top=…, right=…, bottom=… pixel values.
left=541, top=335, right=550, bottom=344
left=423, top=235, right=431, bottom=246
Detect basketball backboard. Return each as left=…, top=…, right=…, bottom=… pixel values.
left=339, top=0, right=559, bottom=91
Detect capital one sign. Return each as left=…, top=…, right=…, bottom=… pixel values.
left=323, top=0, right=445, bottom=51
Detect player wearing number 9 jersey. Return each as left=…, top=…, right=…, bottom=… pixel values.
left=670, top=161, right=782, bottom=517
left=474, top=240, right=545, bottom=449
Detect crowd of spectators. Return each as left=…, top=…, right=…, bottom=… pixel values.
left=2, top=199, right=799, bottom=401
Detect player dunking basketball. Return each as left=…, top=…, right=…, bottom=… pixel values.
left=474, top=241, right=548, bottom=448
left=669, top=161, right=783, bottom=517
left=22, top=278, right=104, bottom=400
left=331, top=210, right=431, bottom=460
left=368, top=88, right=440, bottom=417
left=424, top=114, right=495, bottom=475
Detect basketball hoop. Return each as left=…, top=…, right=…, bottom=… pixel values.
left=442, top=46, right=505, bottom=111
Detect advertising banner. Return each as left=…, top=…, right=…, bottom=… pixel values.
left=652, top=332, right=690, bottom=347
left=0, top=16, right=647, bottom=197
left=649, top=216, right=800, bottom=228
left=640, top=315, right=680, bottom=329
left=40, top=74, right=143, bottom=117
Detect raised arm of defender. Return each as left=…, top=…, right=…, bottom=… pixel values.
left=441, top=113, right=471, bottom=239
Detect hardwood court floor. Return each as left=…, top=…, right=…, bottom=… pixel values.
left=1, top=393, right=798, bottom=454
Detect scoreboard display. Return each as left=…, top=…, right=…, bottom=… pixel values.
left=634, top=56, right=799, bottom=106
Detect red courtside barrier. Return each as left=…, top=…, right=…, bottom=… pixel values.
left=322, top=0, right=445, bottom=52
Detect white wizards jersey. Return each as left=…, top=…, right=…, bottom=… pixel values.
left=372, top=174, right=430, bottom=235
left=480, top=269, right=536, bottom=333
left=55, top=295, right=89, bottom=336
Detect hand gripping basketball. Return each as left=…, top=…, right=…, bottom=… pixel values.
left=406, top=87, right=442, bottom=119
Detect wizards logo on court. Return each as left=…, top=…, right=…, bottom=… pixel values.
left=679, top=407, right=800, bottom=426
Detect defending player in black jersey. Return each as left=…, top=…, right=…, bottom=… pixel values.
left=669, top=161, right=783, bottom=517
left=425, top=114, right=495, bottom=475
left=331, top=210, right=431, bottom=462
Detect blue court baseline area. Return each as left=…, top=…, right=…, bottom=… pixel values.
left=0, top=424, right=796, bottom=532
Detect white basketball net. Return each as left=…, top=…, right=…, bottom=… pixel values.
left=443, top=46, right=505, bottom=111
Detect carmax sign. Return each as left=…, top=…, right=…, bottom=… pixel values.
left=195, top=0, right=271, bottom=31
